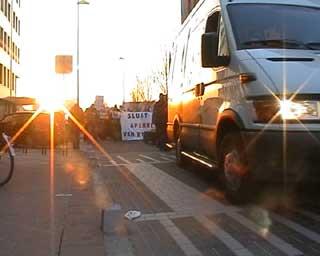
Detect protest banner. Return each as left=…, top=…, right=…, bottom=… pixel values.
left=120, top=112, right=155, bottom=141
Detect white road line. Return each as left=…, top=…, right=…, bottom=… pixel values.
left=160, top=153, right=175, bottom=159
left=102, top=164, right=128, bottom=167
left=271, top=212, right=320, bottom=243
left=109, top=159, right=117, bottom=165
left=160, top=157, right=172, bottom=161
left=117, top=155, right=132, bottom=164
left=136, top=159, right=145, bottom=163
left=196, top=216, right=254, bottom=256
left=299, top=210, right=320, bottom=222
left=160, top=219, right=203, bottom=256
left=139, top=154, right=160, bottom=162
left=227, top=212, right=302, bottom=256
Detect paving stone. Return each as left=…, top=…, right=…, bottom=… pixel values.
left=99, top=165, right=172, bottom=214
left=173, top=217, right=235, bottom=256
left=242, top=209, right=320, bottom=255
left=126, top=220, right=185, bottom=256
left=61, top=245, right=104, bottom=256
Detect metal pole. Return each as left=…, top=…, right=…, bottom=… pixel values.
left=9, top=0, right=13, bottom=97
left=122, top=67, right=125, bottom=105
left=76, top=1, right=80, bottom=106
left=119, top=57, right=125, bottom=105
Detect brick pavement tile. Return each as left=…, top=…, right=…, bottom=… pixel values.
left=61, top=245, right=105, bottom=256
left=209, top=213, right=288, bottom=256
left=104, top=236, right=135, bottom=256
left=126, top=163, right=226, bottom=215
left=0, top=149, right=107, bottom=255
left=241, top=210, right=320, bottom=255
left=99, top=165, right=172, bottom=214
left=173, top=217, right=235, bottom=256
left=274, top=208, right=320, bottom=234
left=0, top=220, right=61, bottom=256
left=124, top=220, right=185, bottom=256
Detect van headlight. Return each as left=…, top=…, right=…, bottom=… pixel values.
left=253, top=100, right=320, bottom=123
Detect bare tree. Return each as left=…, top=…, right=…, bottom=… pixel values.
left=152, top=50, right=171, bottom=95
left=130, top=75, right=153, bottom=102
left=130, top=48, right=171, bottom=102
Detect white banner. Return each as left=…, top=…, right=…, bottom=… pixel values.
left=120, top=112, right=154, bottom=141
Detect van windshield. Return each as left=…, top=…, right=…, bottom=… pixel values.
left=227, top=4, right=320, bottom=50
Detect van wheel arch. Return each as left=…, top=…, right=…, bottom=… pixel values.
left=216, top=110, right=244, bottom=157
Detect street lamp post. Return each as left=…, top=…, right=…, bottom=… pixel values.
left=76, top=0, right=89, bottom=106
left=119, top=57, right=126, bottom=105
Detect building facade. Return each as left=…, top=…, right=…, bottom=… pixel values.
left=0, top=0, right=21, bottom=118
left=181, top=0, right=200, bottom=23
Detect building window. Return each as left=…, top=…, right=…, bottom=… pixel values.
left=12, top=44, right=15, bottom=61
left=3, top=66, right=6, bottom=87
left=7, top=35, right=10, bottom=54
left=7, top=3, right=10, bottom=22
left=15, top=16, right=18, bottom=32
left=0, top=27, right=3, bottom=49
left=6, top=69, right=9, bottom=88
left=13, top=12, right=15, bottom=29
left=11, top=73, right=14, bottom=91
left=1, top=0, right=3, bottom=12
left=0, top=64, right=3, bottom=85
left=4, top=0, right=7, bottom=18
left=3, top=31, right=6, bottom=52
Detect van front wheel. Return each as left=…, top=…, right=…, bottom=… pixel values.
left=220, top=132, right=250, bottom=203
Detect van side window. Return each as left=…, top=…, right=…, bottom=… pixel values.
left=205, top=12, right=219, bottom=33
left=218, top=15, right=229, bottom=56
left=205, top=12, right=230, bottom=57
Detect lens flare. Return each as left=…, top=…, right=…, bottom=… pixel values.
left=279, top=100, right=308, bottom=120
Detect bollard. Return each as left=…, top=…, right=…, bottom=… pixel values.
left=100, top=203, right=125, bottom=235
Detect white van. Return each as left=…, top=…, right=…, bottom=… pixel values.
left=167, top=0, right=320, bottom=201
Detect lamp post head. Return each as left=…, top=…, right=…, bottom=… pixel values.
left=78, top=0, right=90, bottom=5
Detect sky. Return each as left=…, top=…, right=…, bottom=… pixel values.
left=18, top=0, right=181, bottom=108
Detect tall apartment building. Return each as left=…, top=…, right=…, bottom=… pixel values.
left=0, top=0, right=20, bottom=98
left=181, top=0, right=200, bottom=23
left=0, top=0, right=21, bottom=118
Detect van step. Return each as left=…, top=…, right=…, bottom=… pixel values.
left=181, top=151, right=218, bottom=169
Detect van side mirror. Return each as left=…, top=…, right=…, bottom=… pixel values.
left=195, top=83, right=205, bottom=97
left=201, top=32, right=230, bottom=68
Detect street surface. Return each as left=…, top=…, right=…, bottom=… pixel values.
left=1, top=140, right=320, bottom=256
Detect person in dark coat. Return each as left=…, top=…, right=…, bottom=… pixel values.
left=84, top=104, right=100, bottom=141
left=69, top=104, right=84, bottom=149
left=152, top=93, right=168, bottom=150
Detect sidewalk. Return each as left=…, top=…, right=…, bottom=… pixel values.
left=0, top=147, right=106, bottom=256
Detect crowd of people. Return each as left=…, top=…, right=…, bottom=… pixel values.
left=66, top=95, right=168, bottom=150
left=68, top=103, right=122, bottom=149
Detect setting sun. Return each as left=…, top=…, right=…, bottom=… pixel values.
left=37, top=94, right=65, bottom=113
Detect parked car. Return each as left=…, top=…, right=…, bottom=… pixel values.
left=0, top=111, right=66, bottom=147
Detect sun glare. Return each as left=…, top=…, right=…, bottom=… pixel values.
left=37, top=95, right=64, bottom=113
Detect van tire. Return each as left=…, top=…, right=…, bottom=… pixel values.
left=220, top=132, right=250, bottom=204
left=176, top=137, right=186, bottom=167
